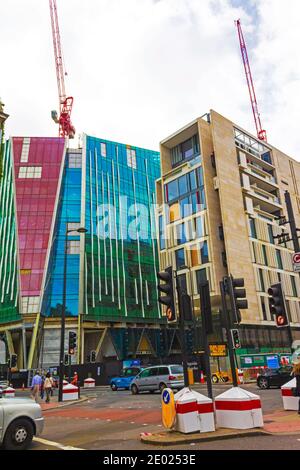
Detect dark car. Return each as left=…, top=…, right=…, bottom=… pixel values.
left=257, top=366, right=293, bottom=389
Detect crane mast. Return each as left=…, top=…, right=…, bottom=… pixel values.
left=49, top=0, right=75, bottom=139
left=236, top=19, right=267, bottom=142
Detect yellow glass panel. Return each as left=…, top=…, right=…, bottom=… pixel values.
left=169, top=203, right=180, bottom=222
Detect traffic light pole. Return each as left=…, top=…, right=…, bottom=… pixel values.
left=199, top=281, right=213, bottom=399
left=58, top=229, right=68, bottom=402
left=175, top=275, right=189, bottom=388
left=220, top=280, right=238, bottom=387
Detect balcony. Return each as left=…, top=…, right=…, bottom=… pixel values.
left=245, top=165, right=278, bottom=192
left=246, top=185, right=282, bottom=214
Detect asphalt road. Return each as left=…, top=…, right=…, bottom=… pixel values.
left=22, top=383, right=300, bottom=451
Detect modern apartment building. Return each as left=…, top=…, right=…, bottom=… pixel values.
left=156, top=110, right=300, bottom=356
left=0, top=133, right=161, bottom=370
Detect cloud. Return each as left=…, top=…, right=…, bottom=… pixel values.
left=0, top=0, right=299, bottom=160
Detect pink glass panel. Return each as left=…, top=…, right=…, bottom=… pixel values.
left=13, top=137, right=65, bottom=300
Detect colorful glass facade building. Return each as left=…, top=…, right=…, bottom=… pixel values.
left=0, top=134, right=163, bottom=369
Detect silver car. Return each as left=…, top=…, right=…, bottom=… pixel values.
left=130, top=364, right=184, bottom=394
left=0, top=393, right=44, bottom=450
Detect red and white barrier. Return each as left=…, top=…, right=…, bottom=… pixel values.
left=63, top=380, right=69, bottom=386
left=215, top=387, right=263, bottom=430
left=62, top=383, right=79, bottom=401
left=2, top=386, right=15, bottom=397
left=238, top=369, right=244, bottom=384
left=174, top=388, right=215, bottom=434
left=281, top=378, right=299, bottom=411
left=84, top=378, right=95, bottom=388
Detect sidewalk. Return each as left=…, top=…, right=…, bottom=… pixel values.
left=141, top=409, right=300, bottom=446
left=31, top=396, right=90, bottom=412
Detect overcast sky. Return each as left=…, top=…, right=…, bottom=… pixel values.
left=1, top=0, right=300, bottom=158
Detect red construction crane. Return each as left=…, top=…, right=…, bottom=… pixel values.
left=235, top=19, right=267, bottom=142
left=49, top=0, right=75, bottom=139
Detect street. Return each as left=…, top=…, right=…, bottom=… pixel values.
left=15, top=383, right=300, bottom=451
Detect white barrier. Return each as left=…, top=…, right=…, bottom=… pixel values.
left=215, top=387, right=264, bottom=430
left=281, top=378, right=299, bottom=411
left=2, top=386, right=15, bottom=397
left=62, top=383, right=79, bottom=401
left=84, top=378, right=96, bottom=388
left=174, top=388, right=215, bottom=434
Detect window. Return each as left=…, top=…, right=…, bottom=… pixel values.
left=171, top=134, right=200, bottom=167
left=268, top=225, right=274, bottom=244
left=100, top=142, right=107, bottom=157
left=178, top=175, right=188, bottom=196
left=176, top=223, right=187, bottom=245
left=190, top=245, right=199, bottom=267
left=179, top=197, right=192, bottom=218
left=197, top=166, right=204, bottom=187
left=178, top=273, right=187, bottom=293
left=159, top=367, right=170, bottom=375
left=67, top=222, right=81, bottom=234
left=159, top=215, right=165, bottom=250
left=291, top=276, right=298, bottom=297
left=18, top=166, right=42, bottom=179
left=67, top=240, right=80, bottom=254
left=20, top=138, right=30, bottom=163
left=169, top=202, right=180, bottom=223
left=139, top=369, right=152, bottom=378
left=127, top=148, right=137, bottom=169
left=196, top=269, right=207, bottom=291
left=189, top=171, right=197, bottom=191
left=195, top=217, right=204, bottom=238
left=276, top=249, right=283, bottom=269
left=22, top=296, right=40, bottom=314
left=68, top=153, right=82, bottom=168
left=258, top=269, right=265, bottom=292
left=175, top=248, right=185, bottom=270
left=249, top=218, right=257, bottom=238
left=260, top=297, right=267, bottom=321
left=261, top=151, right=272, bottom=164
left=200, top=241, right=209, bottom=264
left=166, top=179, right=179, bottom=202
left=262, top=245, right=268, bottom=266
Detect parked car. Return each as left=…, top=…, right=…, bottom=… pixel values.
left=110, top=367, right=142, bottom=391
left=257, top=366, right=293, bottom=389
left=130, top=364, right=184, bottom=394
left=0, top=392, right=44, bottom=450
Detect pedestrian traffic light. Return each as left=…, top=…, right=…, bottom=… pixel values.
left=227, top=276, right=248, bottom=324
left=231, top=329, right=241, bottom=349
left=64, top=353, right=69, bottom=366
left=268, top=283, right=289, bottom=327
left=90, top=350, right=96, bottom=363
left=157, top=266, right=176, bottom=323
left=68, top=331, right=77, bottom=355
left=10, top=354, right=17, bottom=368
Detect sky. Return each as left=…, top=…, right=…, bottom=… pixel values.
left=1, top=0, right=300, bottom=158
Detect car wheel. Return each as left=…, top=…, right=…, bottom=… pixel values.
left=131, top=384, right=139, bottom=395
left=258, top=377, right=269, bottom=390
left=3, top=418, right=34, bottom=451
left=211, top=375, right=219, bottom=384
left=149, top=390, right=155, bottom=394
left=159, top=383, right=167, bottom=393
left=110, top=383, right=118, bottom=391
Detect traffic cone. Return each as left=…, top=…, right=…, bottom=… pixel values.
left=200, top=371, right=205, bottom=384
left=22, top=383, right=25, bottom=391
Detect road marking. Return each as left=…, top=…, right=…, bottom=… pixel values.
left=33, top=437, right=83, bottom=451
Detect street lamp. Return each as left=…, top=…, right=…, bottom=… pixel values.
left=58, top=226, right=88, bottom=402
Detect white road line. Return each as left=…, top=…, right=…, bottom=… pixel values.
left=33, top=437, right=83, bottom=451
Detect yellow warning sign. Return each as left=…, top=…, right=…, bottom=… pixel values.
left=136, top=335, right=153, bottom=355
left=161, top=388, right=176, bottom=430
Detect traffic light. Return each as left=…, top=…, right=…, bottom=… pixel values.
left=227, top=276, right=248, bottom=324
left=231, top=329, right=241, bottom=349
left=64, top=353, right=69, bottom=366
left=181, top=293, right=193, bottom=322
left=68, top=331, right=77, bottom=355
left=157, top=266, right=176, bottom=323
left=186, top=328, right=194, bottom=355
left=10, top=354, right=17, bottom=368
left=268, top=283, right=289, bottom=327
left=90, top=350, right=96, bottom=363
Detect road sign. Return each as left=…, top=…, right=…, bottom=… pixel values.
left=161, top=388, right=176, bottom=430
left=292, top=252, right=300, bottom=272
left=209, top=343, right=228, bottom=357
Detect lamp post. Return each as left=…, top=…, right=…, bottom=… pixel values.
left=58, top=226, right=87, bottom=402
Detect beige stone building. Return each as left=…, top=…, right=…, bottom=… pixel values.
left=156, top=110, right=300, bottom=353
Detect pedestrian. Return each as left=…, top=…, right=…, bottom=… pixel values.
left=292, top=362, right=300, bottom=415
left=44, top=372, right=54, bottom=403
left=71, top=371, right=78, bottom=386
left=30, top=371, right=42, bottom=403
left=40, top=372, right=45, bottom=400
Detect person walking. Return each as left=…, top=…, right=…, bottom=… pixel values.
left=44, top=372, right=54, bottom=403
left=71, top=371, right=78, bottom=386
left=31, top=371, right=42, bottom=403
left=292, top=362, right=300, bottom=415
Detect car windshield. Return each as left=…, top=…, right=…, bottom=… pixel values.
left=170, top=365, right=183, bottom=375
